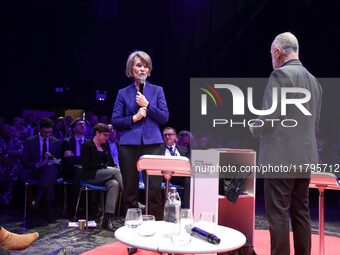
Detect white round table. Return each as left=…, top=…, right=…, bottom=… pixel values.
left=115, top=221, right=246, bottom=254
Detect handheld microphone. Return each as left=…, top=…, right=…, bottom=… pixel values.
left=185, top=225, right=221, bottom=244
left=139, top=75, right=146, bottom=94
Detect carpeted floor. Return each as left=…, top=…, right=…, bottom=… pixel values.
left=254, top=229, right=340, bottom=255
left=1, top=187, right=339, bottom=254
left=0, top=209, right=122, bottom=255
left=1, top=208, right=339, bottom=255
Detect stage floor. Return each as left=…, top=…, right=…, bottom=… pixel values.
left=1, top=189, right=339, bottom=254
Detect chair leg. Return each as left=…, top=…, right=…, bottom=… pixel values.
left=63, top=182, right=68, bottom=218
left=23, top=183, right=29, bottom=226
left=100, top=191, right=105, bottom=218
left=319, top=188, right=325, bottom=255
left=145, top=174, right=149, bottom=215
left=117, top=192, right=122, bottom=217
left=74, top=188, right=82, bottom=220
left=85, top=188, right=88, bottom=229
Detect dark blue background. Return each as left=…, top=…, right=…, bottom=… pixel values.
left=3, top=0, right=340, bottom=132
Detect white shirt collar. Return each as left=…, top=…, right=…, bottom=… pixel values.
left=39, top=133, right=49, bottom=141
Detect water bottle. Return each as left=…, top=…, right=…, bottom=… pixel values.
left=163, top=187, right=181, bottom=237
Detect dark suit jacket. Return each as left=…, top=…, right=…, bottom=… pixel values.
left=20, top=135, right=61, bottom=181
left=61, top=136, right=87, bottom=166
left=254, top=59, right=322, bottom=168
left=21, top=135, right=61, bottom=170
left=157, top=144, right=190, bottom=159
left=111, top=82, right=169, bottom=145
left=80, top=140, right=116, bottom=180
left=61, top=136, right=77, bottom=155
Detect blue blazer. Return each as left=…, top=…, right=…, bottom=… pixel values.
left=111, top=81, right=169, bottom=145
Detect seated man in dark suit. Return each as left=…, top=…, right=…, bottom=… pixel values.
left=61, top=118, right=86, bottom=177
left=61, top=118, right=86, bottom=214
left=21, top=118, right=62, bottom=222
left=161, top=127, right=191, bottom=208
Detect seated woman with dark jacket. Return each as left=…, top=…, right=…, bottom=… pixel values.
left=80, top=123, right=123, bottom=231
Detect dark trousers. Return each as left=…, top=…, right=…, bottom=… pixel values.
left=264, top=178, right=311, bottom=255
left=61, top=164, right=82, bottom=214
left=119, top=144, right=163, bottom=220
left=35, top=164, right=59, bottom=208
left=86, top=167, right=123, bottom=214
left=20, top=164, right=60, bottom=215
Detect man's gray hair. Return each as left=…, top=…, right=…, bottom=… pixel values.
left=274, top=32, right=299, bottom=55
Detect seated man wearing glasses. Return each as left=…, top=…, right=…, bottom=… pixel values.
left=80, top=123, right=124, bottom=231
left=61, top=118, right=88, bottom=215
left=160, top=127, right=191, bottom=208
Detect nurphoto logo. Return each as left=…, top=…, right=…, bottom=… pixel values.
left=201, top=84, right=311, bottom=116
left=199, top=83, right=312, bottom=128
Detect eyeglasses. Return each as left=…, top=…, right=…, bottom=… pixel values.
left=163, top=133, right=176, bottom=137
left=101, top=133, right=110, bottom=137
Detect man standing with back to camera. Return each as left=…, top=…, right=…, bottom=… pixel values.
left=250, top=32, right=322, bottom=255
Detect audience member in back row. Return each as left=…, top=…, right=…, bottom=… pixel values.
left=107, top=124, right=120, bottom=169
left=20, top=118, right=62, bottom=223
left=53, top=117, right=67, bottom=141
left=0, top=124, right=24, bottom=205
left=177, top=130, right=194, bottom=157
left=85, top=114, right=99, bottom=139
left=160, top=127, right=191, bottom=208
left=80, top=123, right=123, bottom=231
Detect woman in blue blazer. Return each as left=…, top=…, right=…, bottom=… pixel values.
left=111, top=51, right=169, bottom=220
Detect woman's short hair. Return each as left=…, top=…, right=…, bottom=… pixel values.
left=126, top=50, right=153, bottom=78
left=93, top=123, right=110, bottom=134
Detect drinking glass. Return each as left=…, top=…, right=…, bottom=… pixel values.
left=138, top=215, right=156, bottom=237
left=171, top=209, right=193, bottom=246
left=180, top=209, right=194, bottom=230
left=125, top=208, right=142, bottom=228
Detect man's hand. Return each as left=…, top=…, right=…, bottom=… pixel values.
left=136, top=92, right=149, bottom=108
left=64, top=150, right=74, bottom=157
left=35, top=159, right=50, bottom=169
left=133, top=107, right=147, bottom=123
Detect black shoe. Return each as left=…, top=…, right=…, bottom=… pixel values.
left=102, top=217, right=119, bottom=232
left=30, top=201, right=40, bottom=210
left=114, top=216, right=125, bottom=225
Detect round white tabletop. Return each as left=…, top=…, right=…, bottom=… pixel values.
left=115, top=221, right=246, bottom=254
